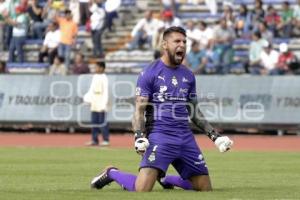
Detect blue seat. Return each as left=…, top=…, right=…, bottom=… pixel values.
left=25, top=39, right=43, bottom=45
left=235, top=50, right=248, bottom=57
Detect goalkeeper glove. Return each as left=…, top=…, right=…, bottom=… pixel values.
left=214, top=136, right=233, bottom=153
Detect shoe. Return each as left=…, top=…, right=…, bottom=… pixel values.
left=85, top=141, right=99, bottom=146
left=157, top=177, right=174, bottom=189
left=100, top=141, right=110, bottom=146
left=90, top=166, right=118, bottom=189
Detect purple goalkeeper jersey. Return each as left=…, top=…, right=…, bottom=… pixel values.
left=136, top=59, right=197, bottom=134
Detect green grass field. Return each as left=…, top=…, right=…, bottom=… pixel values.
left=0, top=147, right=299, bottom=200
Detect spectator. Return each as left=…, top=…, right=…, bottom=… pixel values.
left=248, top=31, right=267, bottom=74
left=197, top=21, right=214, bottom=50
left=160, top=0, right=180, bottom=16
left=38, top=22, right=60, bottom=64
left=69, top=0, right=80, bottom=24
left=0, top=61, right=6, bottom=73
left=211, top=18, right=235, bottom=74
left=0, top=0, right=7, bottom=51
left=186, top=41, right=207, bottom=74
left=56, top=9, right=78, bottom=68
left=252, top=0, right=265, bottom=31
left=79, top=0, right=90, bottom=26
left=49, top=55, right=67, bottom=75
left=27, top=0, right=44, bottom=39
left=34, top=0, right=58, bottom=39
left=277, top=1, right=293, bottom=38
left=258, top=21, right=273, bottom=42
left=275, top=43, right=298, bottom=75
left=259, top=41, right=279, bottom=75
left=292, top=0, right=300, bottom=36
left=128, top=10, right=163, bottom=50
left=264, top=5, right=281, bottom=37
left=221, top=4, right=235, bottom=28
left=161, top=9, right=181, bottom=29
left=204, top=0, right=217, bottom=15
left=84, top=61, right=110, bottom=146
left=70, top=52, right=90, bottom=74
left=185, top=20, right=201, bottom=53
left=104, top=0, right=120, bottom=32
left=235, top=4, right=253, bottom=38
left=7, top=5, right=29, bottom=63
left=89, top=0, right=106, bottom=57
left=152, top=26, right=165, bottom=59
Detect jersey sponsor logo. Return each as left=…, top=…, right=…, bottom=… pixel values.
left=172, top=76, right=178, bottom=86
left=182, top=77, right=189, bottom=83
left=179, top=88, right=188, bottom=93
left=158, top=75, right=165, bottom=82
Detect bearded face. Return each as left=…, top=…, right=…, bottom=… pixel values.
left=164, top=32, right=186, bottom=66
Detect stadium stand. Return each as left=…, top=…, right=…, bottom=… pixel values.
left=0, top=0, right=300, bottom=74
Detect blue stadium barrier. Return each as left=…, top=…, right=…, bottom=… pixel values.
left=234, top=0, right=296, bottom=4
left=234, top=38, right=290, bottom=45
left=177, top=12, right=222, bottom=20
left=7, top=62, right=50, bottom=69
left=121, top=0, right=136, bottom=7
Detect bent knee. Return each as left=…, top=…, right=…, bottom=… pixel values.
left=193, top=184, right=212, bottom=192
left=135, top=185, right=153, bottom=192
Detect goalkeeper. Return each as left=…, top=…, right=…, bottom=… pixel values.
left=90, top=26, right=233, bottom=192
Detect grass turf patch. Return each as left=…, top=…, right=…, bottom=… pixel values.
left=0, top=147, right=299, bottom=200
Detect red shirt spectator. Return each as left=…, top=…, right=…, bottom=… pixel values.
left=277, top=43, right=297, bottom=71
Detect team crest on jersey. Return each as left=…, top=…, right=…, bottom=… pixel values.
left=172, top=76, right=178, bottom=86
left=148, top=145, right=158, bottom=163
left=135, top=87, right=141, bottom=96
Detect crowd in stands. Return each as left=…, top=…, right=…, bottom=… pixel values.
left=129, top=0, right=300, bottom=75
left=0, top=0, right=115, bottom=75
left=0, top=0, right=300, bottom=75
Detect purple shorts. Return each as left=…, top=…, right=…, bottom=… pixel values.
left=139, top=130, right=209, bottom=180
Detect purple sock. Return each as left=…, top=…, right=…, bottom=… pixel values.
left=163, top=175, right=193, bottom=190
left=108, top=169, right=136, bottom=191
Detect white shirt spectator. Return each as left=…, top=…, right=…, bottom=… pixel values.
left=0, top=0, right=8, bottom=18
left=43, top=30, right=60, bottom=49
left=186, top=27, right=201, bottom=53
left=197, top=27, right=214, bottom=49
left=90, top=3, right=106, bottom=30
left=84, top=74, right=109, bottom=112
left=260, top=49, right=280, bottom=70
left=131, top=17, right=163, bottom=37
left=12, top=14, right=28, bottom=37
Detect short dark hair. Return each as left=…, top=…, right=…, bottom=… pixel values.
left=64, top=9, right=72, bottom=15
left=253, top=31, right=261, bottom=39
left=163, top=26, right=186, bottom=40
left=96, top=62, right=106, bottom=69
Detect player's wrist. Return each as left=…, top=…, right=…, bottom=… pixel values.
left=207, top=129, right=221, bottom=142
left=134, top=130, right=145, bottom=140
